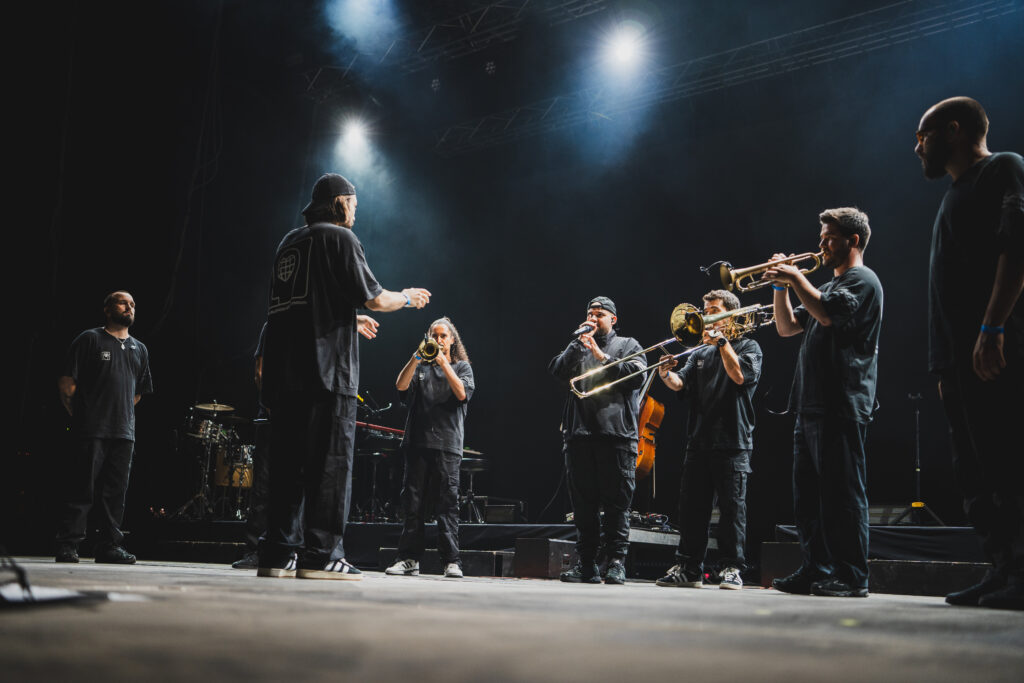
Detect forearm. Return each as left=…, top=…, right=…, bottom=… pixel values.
left=396, top=357, right=419, bottom=391
left=658, top=370, right=684, bottom=391
left=365, top=290, right=409, bottom=312
left=790, top=272, right=831, bottom=326
left=983, top=252, right=1024, bottom=327
left=548, top=343, right=584, bottom=381
left=134, top=394, right=141, bottom=406
left=58, top=377, right=75, bottom=416
left=720, top=344, right=745, bottom=385
left=440, top=362, right=467, bottom=401
left=773, top=289, right=803, bottom=337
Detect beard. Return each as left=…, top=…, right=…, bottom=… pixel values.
left=110, top=311, right=134, bottom=327
left=920, top=144, right=950, bottom=180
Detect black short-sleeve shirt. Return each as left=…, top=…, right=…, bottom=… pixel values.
left=399, top=361, right=475, bottom=453
left=790, top=266, right=883, bottom=423
left=64, top=328, right=154, bottom=440
left=262, top=222, right=383, bottom=403
left=675, top=336, right=762, bottom=450
left=928, top=152, right=1024, bottom=372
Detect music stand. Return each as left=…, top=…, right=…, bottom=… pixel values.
left=894, top=393, right=945, bottom=526
left=459, top=457, right=487, bottom=523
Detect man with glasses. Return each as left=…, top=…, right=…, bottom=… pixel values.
left=915, top=96, right=1024, bottom=610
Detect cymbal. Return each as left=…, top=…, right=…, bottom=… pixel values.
left=194, top=402, right=235, bottom=413
left=463, top=448, right=483, bottom=456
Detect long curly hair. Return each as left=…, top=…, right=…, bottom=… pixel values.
left=429, top=317, right=470, bottom=363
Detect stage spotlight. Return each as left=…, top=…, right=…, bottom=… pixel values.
left=344, top=119, right=368, bottom=144
left=431, top=77, right=441, bottom=93
left=484, top=61, right=496, bottom=76
left=603, top=21, right=646, bottom=71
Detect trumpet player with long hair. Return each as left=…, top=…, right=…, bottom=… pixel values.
left=387, top=317, right=475, bottom=579
left=766, top=207, right=883, bottom=599
left=654, top=289, right=763, bottom=591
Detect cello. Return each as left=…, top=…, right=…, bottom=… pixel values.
left=635, top=369, right=663, bottom=480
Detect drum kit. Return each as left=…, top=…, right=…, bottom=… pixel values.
left=170, top=401, right=256, bottom=521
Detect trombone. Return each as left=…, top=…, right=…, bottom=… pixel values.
left=568, top=302, right=775, bottom=399
left=718, top=251, right=824, bottom=293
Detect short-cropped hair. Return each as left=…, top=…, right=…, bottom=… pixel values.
left=929, top=96, right=989, bottom=141
left=703, top=289, right=741, bottom=311
left=820, top=207, right=871, bottom=251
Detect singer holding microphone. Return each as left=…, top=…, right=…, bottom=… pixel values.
left=549, top=296, right=646, bottom=585
left=386, top=317, right=474, bottom=579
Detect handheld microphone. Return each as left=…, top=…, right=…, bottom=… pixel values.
left=572, top=323, right=595, bottom=337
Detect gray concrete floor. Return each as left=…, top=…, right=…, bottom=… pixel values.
left=2, top=558, right=1022, bottom=682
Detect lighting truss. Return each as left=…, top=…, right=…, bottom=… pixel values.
left=432, top=0, right=1022, bottom=156
left=303, top=0, right=608, bottom=102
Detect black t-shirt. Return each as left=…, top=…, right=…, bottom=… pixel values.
left=262, top=222, right=383, bottom=403
left=790, top=266, right=883, bottom=423
left=399, top=361, right=475, bottom=453
left=675, top=336, right=762, bottom=450
left=928, top=152, right=1024, bottom=373
left=64, top=328, right=154, bottom=440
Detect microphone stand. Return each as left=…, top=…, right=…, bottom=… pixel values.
left=894, top=393, right=944, bottom=526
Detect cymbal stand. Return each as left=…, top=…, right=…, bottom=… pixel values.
left=460, top=470, right=485, bottom=524
left=894, top=393, right=945, bottom=526
left=171, top=439, right=215, bottom=520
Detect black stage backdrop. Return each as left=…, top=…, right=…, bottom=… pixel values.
left=9, top=0, right=1024, bottom=554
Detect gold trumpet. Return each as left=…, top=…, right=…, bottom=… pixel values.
left=568, top=302, right=775, bottom=399
left=417, top=337, right=440, bottom=364
left=718, top=251, right=825, bottom=293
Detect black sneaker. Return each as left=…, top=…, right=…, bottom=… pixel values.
left=604, top=559, right=626, bottom=585
left=297, top=558, right=363, bottom=581
left=772, top=566, right=826, bottom=595
left=946, top=567, right=1007, bottom=606
left=55, top=545, right=79, bottom=563
left=810, top=577, right=868, bottom=597
left=95, top=546, right=137, bottom=564
left=231, top=551, right=259, bottom=570
left=656, top=564, right=703, bottom=588
left=977, top=577, right=1024, bottom=611
left=560, top=561, right=601, bottom=584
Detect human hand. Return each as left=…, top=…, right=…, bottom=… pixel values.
left=356, top=314, right=380, bottom=339
left=403, top=288, right=432, bottom=309
left=972, top=330, right=1006, bottom=381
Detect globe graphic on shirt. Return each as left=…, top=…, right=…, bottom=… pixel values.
left=277, top=253, right=297, bottom=282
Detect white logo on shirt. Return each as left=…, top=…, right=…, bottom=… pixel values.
left=100, top=351, right=111, bottom=361
left=696, top=358, right=704, bottom=368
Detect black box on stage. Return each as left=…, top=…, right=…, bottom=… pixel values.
left=514, top=537, right=577, bottom=578
left=484, top=505, right=518, bottom=523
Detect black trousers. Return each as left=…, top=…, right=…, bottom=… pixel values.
left=940, top=363, right=1024, bottom=575
left=56, top=437, right=134, bottom=549
left=397, top=447, right=462, bottom=564
left=261, top=391, right=357, bottom=568
left=792, top=414, right=870, bottom=589
left=242, top=420, right=271, bottom=551
left=676, top=449, right=751, bottom=573
left=565, top=437, right=637, bottom=562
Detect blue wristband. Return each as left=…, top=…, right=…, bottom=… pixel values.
left=402, top=292, right=412, bottom=308
left=980, top=324, right=1005, bottom=334
left=772, top=285, right=787, bottom=291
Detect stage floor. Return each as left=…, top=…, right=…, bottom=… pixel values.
left=2, top=558, right=1022, bottom=682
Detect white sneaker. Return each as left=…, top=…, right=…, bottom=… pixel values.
left=444, top=562, right=463, bottom=578
left=719, top=567, right=743, bottom=590
left=256, top=553, right=297, bottom=578
left=385, top=558, right=419, bottom=576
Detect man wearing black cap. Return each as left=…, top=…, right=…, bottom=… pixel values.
left=549, top=296, right=646, bottom=585
left=258, top=173, right=431, bottom=581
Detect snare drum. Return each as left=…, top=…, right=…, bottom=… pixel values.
left=214, top=444, right=254, bottom=488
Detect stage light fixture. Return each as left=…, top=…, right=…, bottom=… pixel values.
left=603, top=21, right=646, bottom=71
left=431, top=77, right=441, bottom=92
left=485, top=61, right=496, bottom=76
